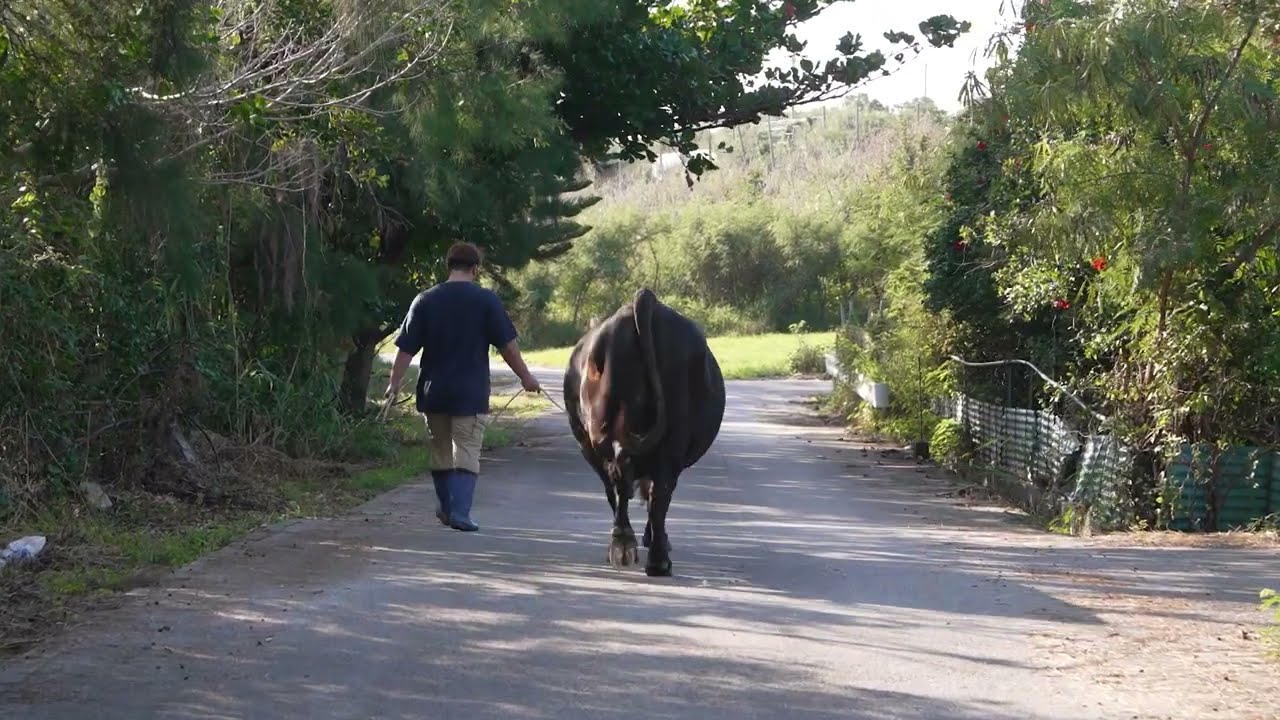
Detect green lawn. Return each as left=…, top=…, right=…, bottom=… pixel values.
left=510, top=331, right=835, bottom=380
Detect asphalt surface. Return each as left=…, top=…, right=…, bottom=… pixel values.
left=1, top=366, right=1277, bottom=719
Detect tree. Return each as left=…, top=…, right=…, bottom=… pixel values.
left=916, top=0, right=1280, bottom=466
left=977, top=0, right=1280, bottom=446
left=538, top=0, right=971, bottom=179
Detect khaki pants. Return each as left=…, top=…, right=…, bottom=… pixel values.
left=425, top=414, right=487, bottom=475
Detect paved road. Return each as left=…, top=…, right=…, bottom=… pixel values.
left=2, top=370, right=1277, bottom=719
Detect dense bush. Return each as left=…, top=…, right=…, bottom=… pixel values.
left=930, top=1, right=1280, bottom=447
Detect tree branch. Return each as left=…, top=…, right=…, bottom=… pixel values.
left=1221, top=218, right=1280, bottom=278
left=132, top=0, right=455, bottom=174
left=1181, top=13, right=1259, bottom=195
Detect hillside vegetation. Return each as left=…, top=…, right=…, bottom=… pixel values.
left=506, top=95, right=946, bottom=347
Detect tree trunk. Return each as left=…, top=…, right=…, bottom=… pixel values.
left=340, top=328, right=392, bottom=416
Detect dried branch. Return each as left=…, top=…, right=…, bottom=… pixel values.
left=127, top=0, right=455, bottom=189
left=134, top=0, right=452, bottom=109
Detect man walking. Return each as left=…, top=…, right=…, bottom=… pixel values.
left=384, top=241, right=541, bottom=532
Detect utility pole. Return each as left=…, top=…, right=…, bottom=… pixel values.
left=855, top=98, right=861, bottom=146
left=922, top=64, right=929, bottom=121
left=766, top=117, right=774, bottom=165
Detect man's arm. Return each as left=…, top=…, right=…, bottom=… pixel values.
left=385, top=349, right=416, bottom=399
left=499, top=339, right=541, bottom=393
left=486, top=292, right=540, bottom=393
left=385, top=293, right=426, bottom=399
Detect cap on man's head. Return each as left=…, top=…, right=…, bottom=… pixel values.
left=446, top=241, right=483, bottom=269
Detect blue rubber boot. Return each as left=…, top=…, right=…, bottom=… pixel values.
left=430, top=470, right=451, bottom=526
left=447, top=469, right=479, bottom=532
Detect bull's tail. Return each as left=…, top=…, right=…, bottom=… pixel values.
left=623, top=288, right=667, bottom=456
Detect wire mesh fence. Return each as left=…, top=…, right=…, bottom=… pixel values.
left=934, top=391, right=1278, bottom=532
left=932, top=393, right=1135, bottom=530
left=828, top=352, right=1277, bottom=532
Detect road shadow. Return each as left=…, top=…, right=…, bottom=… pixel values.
left=3, top=374, right=1276, bottom=719
left=0, top=505, right=1045, bottom=720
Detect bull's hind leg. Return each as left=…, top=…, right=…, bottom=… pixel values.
left=644, top=469, right=677, bottom=577
left=583, top=448, right=618, bottom=515
left=607, top=466, right=639, bottom=569
left=581, top=448, right=636, bottom=568
left=608, top=501, right=639, bottom=568
left=637, top=476, right=654, bottom=549
left=637, top=476, right=673, bottom=552
left=641, top=523, right=672, bottom=553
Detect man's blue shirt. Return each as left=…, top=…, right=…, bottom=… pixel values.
left=394, top=280, right=518, bottom=416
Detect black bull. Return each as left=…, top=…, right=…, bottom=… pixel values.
left=563, top=288, right=726, bottom=577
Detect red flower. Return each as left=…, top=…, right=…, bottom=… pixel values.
left=1091, top=256, right=1107, bottom=271
left=977, top=141, right=987, bottom=151
left=1052, top=298, right=1070, bottom=310
left=952, top=240, right=969, bottom=252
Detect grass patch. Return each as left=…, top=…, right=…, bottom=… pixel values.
left=0, top=358, right=543, bottom=654
left=508, top=331, right=837, bottom=379
left=488, top=387, right=553, bottom=420
left=1260, top=589, right=1280, bottom=660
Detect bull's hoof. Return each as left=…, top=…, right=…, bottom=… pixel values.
left=644, top=556, right=673, bottom=577
left=607, top=530, right=639, bottom=569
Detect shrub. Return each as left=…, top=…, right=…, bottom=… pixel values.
left=783, top=320, right=825, bottom=375
left=788, top=341, right=827, bottom=375
left=930, top=417, right=971, bottom=469
left=1262, top=589, right=1280, bottom=659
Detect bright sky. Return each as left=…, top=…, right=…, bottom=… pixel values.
left=773, top=0, right=1021, bottom=113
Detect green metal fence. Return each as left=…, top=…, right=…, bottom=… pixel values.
left=934, top=392, right=1279, bottom=532
left=1166, top=445, right=1280, bottom=531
